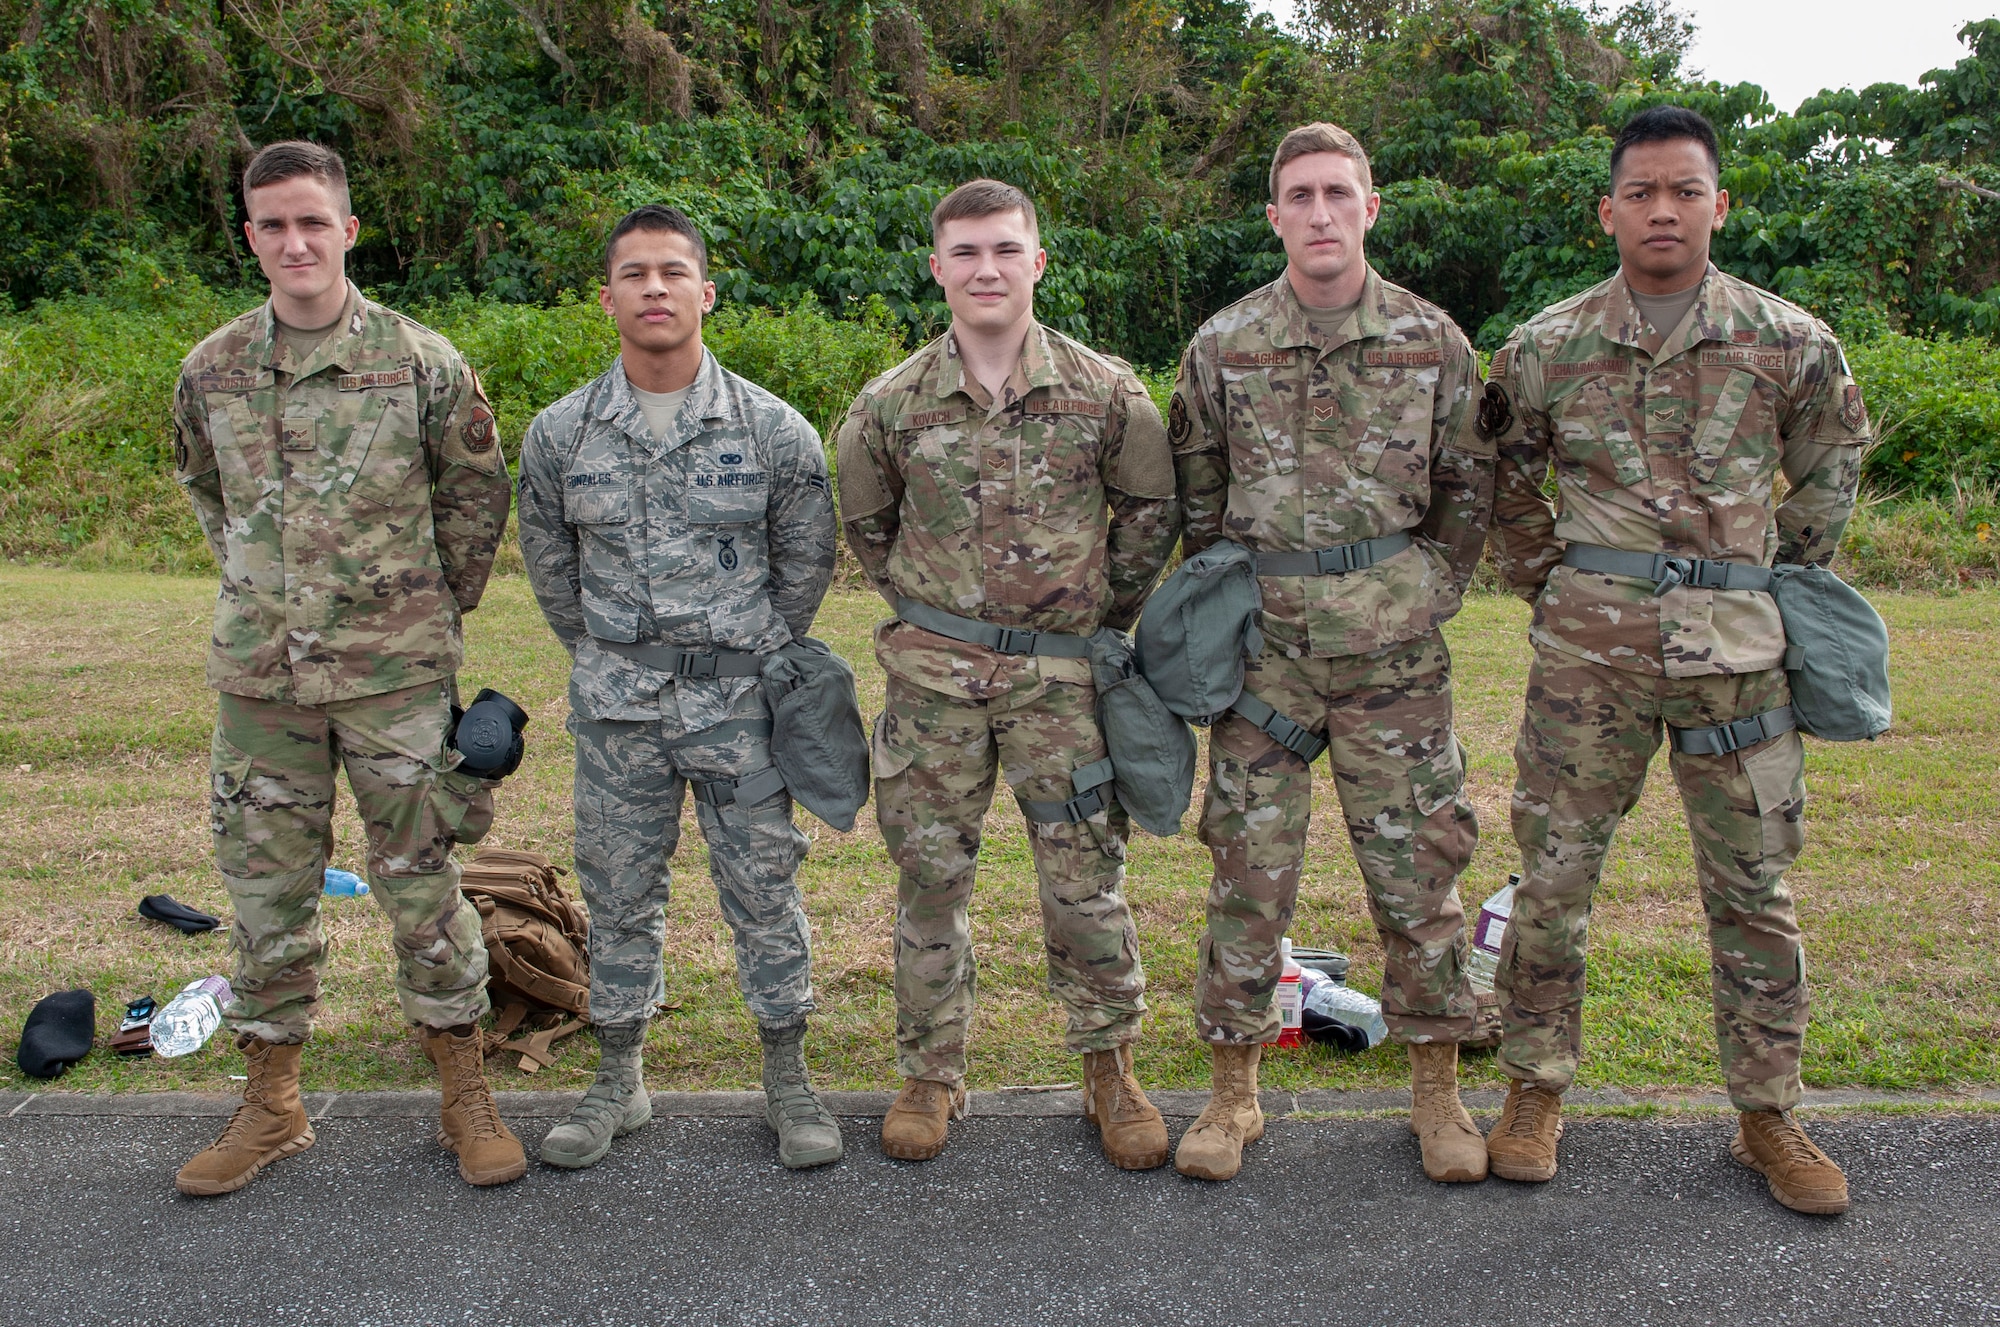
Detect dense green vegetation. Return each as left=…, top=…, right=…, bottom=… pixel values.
left=1, top=0, right=1997, bottom=575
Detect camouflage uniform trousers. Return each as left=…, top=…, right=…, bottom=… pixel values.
left=209, top=681, right=497, bottom=1043
left=873, top=674, right=1146, bottom=1085
left=1497, top=645, right=1809, bottom=1112
left=1198, top=630, right=1479, bottom=1046
left=571, top=686, right=814, bottom=1030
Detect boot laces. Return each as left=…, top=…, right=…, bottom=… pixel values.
left=566, top=1062, right=637, bottom=1128
left=1757, top=1112, right=1823, bottom=1166
left=214, top=1042, right=283, bottom=1146
left=901, top=1079, right=948, bottom=1113
left=1502, top=1086, right=1554, bottom=1138
left=446, top=1034, right=507, bottom=1139
left=1091, top=1053, right=1146, bottom=1119
left=770, top=1081, right=832, bottom=1125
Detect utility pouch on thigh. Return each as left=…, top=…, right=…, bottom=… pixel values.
left=1088, top=627, right=1196, bottom=837
left=760, top=636, right=870, bottom=831
left=1769, top=563, right=1893, bottom=742
left=1134, top=540, right=1263, bottom=723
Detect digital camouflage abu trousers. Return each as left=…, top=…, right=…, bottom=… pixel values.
left=873, top=674, right=1145, bottom=1085
left=1498, top=645, right=1810, bottom=1112
left=1198, top=630, right=1479, bottom=1046
left=209, top=681, right=496, bottom=1043
left=570, top=687, right=814, bottom=1029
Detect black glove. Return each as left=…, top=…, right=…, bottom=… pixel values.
left=17, top=989, right=95, bottom=1079
left=138, top=894, right=220, bottom=934
left=1301, top=1008, right=1369, bottom=1053
left=450, top=688, right=529, bottom=780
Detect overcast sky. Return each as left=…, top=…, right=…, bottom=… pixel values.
left=1253, top=1, right=1996, bottom=114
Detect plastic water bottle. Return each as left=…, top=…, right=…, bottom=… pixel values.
left=1268, top=938, right=1304, bottom=1048
left=323, top=868, right=370, bottom=897
left=1304, top=979, right=1389, bottom=1048
left=150, top=976, right=232, bottom=1058
left=1465, top=874, right=1520, bottom=997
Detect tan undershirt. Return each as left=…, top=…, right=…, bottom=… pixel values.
left=275, top=317, right=339, bottom=368
left=1631, top=281, right=1704, bottom=339
left=631, top=383, right=693, bottom=441
left=1298, top=299, right=1362, bottom=334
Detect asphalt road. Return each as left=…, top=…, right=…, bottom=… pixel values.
left=0, top=1099, right=1992, bottom=1327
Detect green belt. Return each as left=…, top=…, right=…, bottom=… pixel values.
left=1255, top=532, right=1413, bottom=576
left=1669, top=705, right=1796, bottom=756
left=1232, top=693, right=1329, bottom=763
left=595, top=638, right=768, bottom=677
left=1562, top=543, right=1774, bottom=596
left=896, top=597, right=1093, bottom=659
left=689, top=764, right=789, bottom=808
left=1015, top=757, right=1117, bottom=824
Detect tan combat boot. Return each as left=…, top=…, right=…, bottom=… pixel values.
left=1081, top=1045, right=1169, bottom=1170
left=1732, top=1110, right=1850, bottom=1215
left=1408, top=1042, right=1488, bottom=1182
left=174, top=1035, right=315, bottom=1196
left=880, top=1078, right=967, bottom=1161
left=1487, top=1078, right=1563, bottom=1182
left=417, top=1023, right=527, bottom=1186
left=1173, top=1043, right=1264, bottom=1182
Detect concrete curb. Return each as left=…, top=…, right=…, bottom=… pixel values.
left=2, top=1085, right=1995, bottom=1120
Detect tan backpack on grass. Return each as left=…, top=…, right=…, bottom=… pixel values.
left=459, top=847, right=591, bottom=1073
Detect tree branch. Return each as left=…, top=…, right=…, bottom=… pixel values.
left=1940, top=175, right=2000, bottom=203
left=506, top=0, right=577, bottom=80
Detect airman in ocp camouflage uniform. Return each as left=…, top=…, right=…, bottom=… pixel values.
left=171, top=142, right=524, bottom=1199
left=517, top=206, right=844, bottom=1172
left=1168, top=124, right=1495, bottom=1185
left=839, top=179, right=1179, bottom=1169
left=1480, top=106, right=1866, bottom=1215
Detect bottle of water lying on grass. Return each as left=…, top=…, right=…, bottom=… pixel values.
left=1304, top=980, right=1388, bottom=1048
left=323, top=868, right=370, bottom=896
left=150, top=976, right=232, bottom=1058
left=1464, top=874, right=1520, bottom=996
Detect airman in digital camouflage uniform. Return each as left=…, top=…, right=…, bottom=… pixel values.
left=1481, top=106, right=1867, bottom=1215
left=838, top=180, right=1180, bottom=1168
left=1168, top=124, right=1495, bottom=1185
left=516, top=206, right=844, bottom=1171
left=171, top=142, right=523, bottom=1196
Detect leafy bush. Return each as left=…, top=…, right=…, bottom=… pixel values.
left=1845, top=332, right=2000, bottom=499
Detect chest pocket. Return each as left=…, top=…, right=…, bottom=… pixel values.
left=564, top=483, right=632, bottom=529
left=1018, top=407, right=1106, bottom=533
left=1342, top=369, right=1435, bottom=498
left=1551, top=373, right=1649, bottom=493
left=1690, top=367, right=1784, bottom=498
left=898, top=421, right=977, bottom=538
left=1226, top=369, right=1303, bottom=477
left=342, top=383, right=422, bottom=508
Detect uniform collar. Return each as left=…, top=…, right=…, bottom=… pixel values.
left=258, top=281, right=368, bottom=378
left=601, top=347, right=725, bottom=453
left=938, top=322, right=1062, bottom=405
left=1604, top=264, right=1742, bottom=361
left=1270, top=267, right=1391, bottom=353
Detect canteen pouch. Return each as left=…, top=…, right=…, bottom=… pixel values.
left=760, top=636, right=870, bottom=831
left=1769, top=563, right=1893, bottom=742
left=1134, top=541, right=1264, bottom=723
left=1088, top=628, right=1197, bottom=837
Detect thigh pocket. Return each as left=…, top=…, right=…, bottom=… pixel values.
left=1407, top=736, right=1476, bottom=868
left=1741, top=730, right=1806, bottom=865
left=430, top=763, right=496, bottom=847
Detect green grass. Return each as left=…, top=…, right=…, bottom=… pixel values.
left=1, top=571, right=1995, bottom=1097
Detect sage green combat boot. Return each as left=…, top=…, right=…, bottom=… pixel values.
left=540, top=1020, right=652, bottom=1170
left=760, top=1021, right=844, bottom=1169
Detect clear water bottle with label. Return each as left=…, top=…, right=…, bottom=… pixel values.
left=1465, top=873, right=1520, bottom=997
left=1269, top=938, right=1304, bottom=1048
left=150, top=976, right=232, bottom=1058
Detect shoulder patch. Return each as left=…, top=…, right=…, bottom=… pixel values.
left=1218, top=349, right=1298, bottom=368
left=1841, top=384, right=1868, bottom=434
left=1476, top=382, right=1515, bottom=441
left=1487, top=346, right=1512, bottom=382
left=1733, top=329, right=1759, bottom=344
left=1698, top=348, right=1785, bottom=371
left=337, top=366, right=415, bottom=391
left=197, top=371, right=260, bottom=394
left=1362, top=347, right=1444, bottom=368
left=1545, top=357, right=1632, bottom=380
left=896, top=407, right=967, bottom=430
left=1167, top=393, right=1190, bottom=446
left=462, top=401, right=497, bottom=454
left=1030, top=397, right=1108, bottom=418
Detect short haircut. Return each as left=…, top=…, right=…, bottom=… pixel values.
left=930, top=179, right=1039, bottom=243
left=1610, top=105, right=1720, bottom=184
left=243, top=141, right=351, bottom=218
left=1269, top=123, right=1372, bottom=202
left=603, top=204, right=709, bottom=279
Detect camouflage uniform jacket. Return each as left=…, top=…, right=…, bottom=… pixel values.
left=1486, top=265, right=1869, bottom=677
left=1170, top=267, right=1494, bottom=658
left=171, top=282, right=511, bottom=707
left=516, top=351, right=835, bottom=731
left=837, top=323, right=1178, bottom=702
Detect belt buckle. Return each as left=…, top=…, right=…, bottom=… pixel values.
left=993, top=627, right=1038, bottom=655
left=1652, top=555, right=1695, bottom=596
left=677, top=652, right=720, bottom=679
